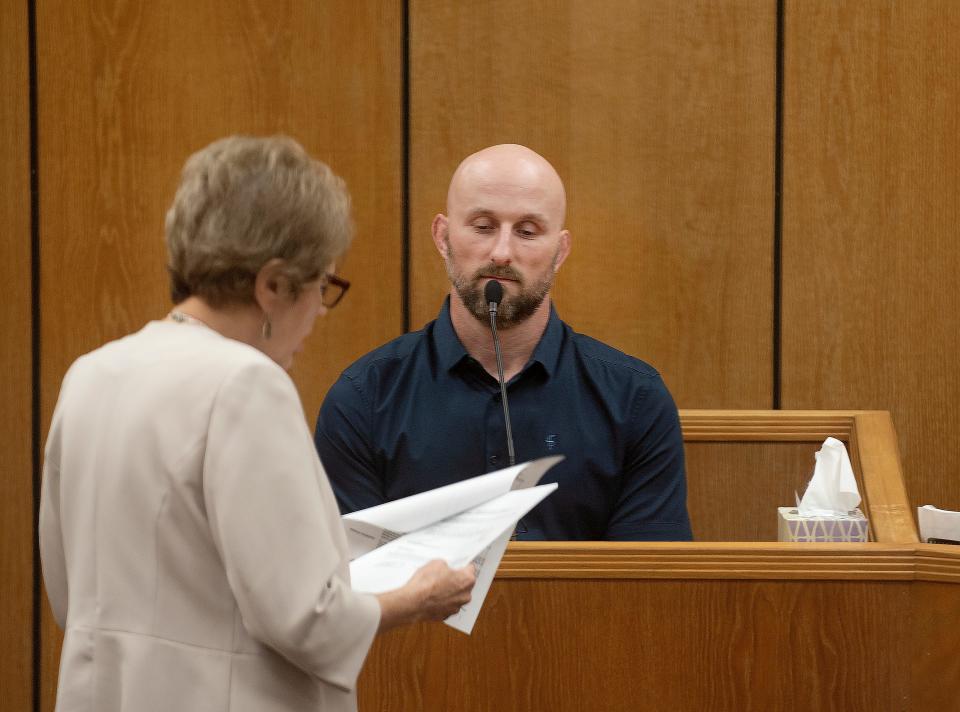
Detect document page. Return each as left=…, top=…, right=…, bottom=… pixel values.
left=342, top=455, right=563, bottom=560
left=443, top=530, right=511, bottom=634
left=349, top=482, right=558, bottom=634
left=350, top=484, right=556, bottom=593
left=342, top=457, right=563, bottom=633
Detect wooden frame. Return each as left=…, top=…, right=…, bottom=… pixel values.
left=678, top=409, right=917, bottom=543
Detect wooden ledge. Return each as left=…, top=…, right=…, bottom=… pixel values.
left=914, top=544, right=960, bottom=582
left=498, top=541, right=960, bottom=582
left=679, top=409, right=861, bottom=441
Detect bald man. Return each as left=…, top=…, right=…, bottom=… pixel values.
left=315, top=145, right=692, bottom=541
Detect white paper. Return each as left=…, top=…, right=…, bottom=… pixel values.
left=442, top=529, right=511, bottom=634
left=918, top=505, right=960, bottom=544
left=350, top=485, right=555, bottom=592
left=341, top=456, right=562, bottom=560
left=343, top=456, right=563, bottom=634
left=798, top=437, right=861, bottom=517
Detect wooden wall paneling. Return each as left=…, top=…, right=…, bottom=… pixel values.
left=782, top=2, right=960, bottom=513
left=685, top=441, right=821, bottom=541
left=911, top=548, right=960, bottom=707
left=360, top=542, right=960, bottom=709
left=910, top=579, right=960, bottom=708
left=409, top=0, right=777, bottom=408
left=36, top=2, right=401, bottom=709
left=0, top=3, right=34, bottom=710
left=361, top=577, right=912, bottom=711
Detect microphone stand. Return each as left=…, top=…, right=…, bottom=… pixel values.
left=487, top=289, right=516, bottom=467
left=485, top=279, right=523, bottom=538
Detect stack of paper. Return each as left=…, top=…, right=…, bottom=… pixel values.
left=918, top=505, right=960, bottom=545
left=342, top=456, right=562, bottom=634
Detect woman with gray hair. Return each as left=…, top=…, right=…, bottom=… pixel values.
left=39, top=136, right=474, bottom=712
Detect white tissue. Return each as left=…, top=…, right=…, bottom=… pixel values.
left=797, top=437, right=861, bottom=517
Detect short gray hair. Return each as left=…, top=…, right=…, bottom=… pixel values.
left=165, top=135, right=353, bottom=307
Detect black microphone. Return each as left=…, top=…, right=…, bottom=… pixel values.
left=484, top=280, right=516, bottom=467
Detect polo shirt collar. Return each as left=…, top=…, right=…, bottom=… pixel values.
left=434, top=298, right=471, bottom=372
left=433, top=297, right=564, bottom=378
left=528, top=303, right=564, bottom=378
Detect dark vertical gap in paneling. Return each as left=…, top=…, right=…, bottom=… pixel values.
left=772, top=0, right=785, bottom=410
left=28, top=0, right=41, bottom=709
left=401, top=0, right=411, bottom=333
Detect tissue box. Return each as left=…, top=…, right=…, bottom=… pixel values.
left=777, top=507, right=869, bottom=542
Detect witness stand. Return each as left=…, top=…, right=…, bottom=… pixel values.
left=359, top=411, right=960, bottom=711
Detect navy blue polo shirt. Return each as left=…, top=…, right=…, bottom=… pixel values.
left=315, top=299, right=692, bottom=541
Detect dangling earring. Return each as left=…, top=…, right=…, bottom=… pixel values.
left=261, top=317, right=272, bottom=340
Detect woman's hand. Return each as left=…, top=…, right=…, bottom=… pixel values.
left=376, top=560, right=477, bottom=632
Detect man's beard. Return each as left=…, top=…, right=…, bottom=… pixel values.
left=444, top=239, right=556, bottom=330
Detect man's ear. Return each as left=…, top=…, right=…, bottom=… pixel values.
left=253, top=258, right=289, bottom=312
left=553, top=229, right=572, bottom=271
left=431, top=214, right=450, bottom=258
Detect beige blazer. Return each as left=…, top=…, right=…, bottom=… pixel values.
left=40, top=321, right=381, bottom=712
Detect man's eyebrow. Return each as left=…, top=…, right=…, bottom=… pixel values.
left=465, top=208, right=496, bottom=221
left=517, top=212, right=548, bottom=224
left=464, top=208, right=549, bottom=224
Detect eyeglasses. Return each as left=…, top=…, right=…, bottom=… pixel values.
left=321, top=273, right=350, bottom=308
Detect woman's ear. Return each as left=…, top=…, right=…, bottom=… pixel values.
left=253, top=258, right=289, bottom=311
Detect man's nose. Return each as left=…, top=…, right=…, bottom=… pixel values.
left=490, top=225, right=512, bottom=265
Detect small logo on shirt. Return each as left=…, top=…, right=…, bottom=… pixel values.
left=544, top=434, right=559, bottom=451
